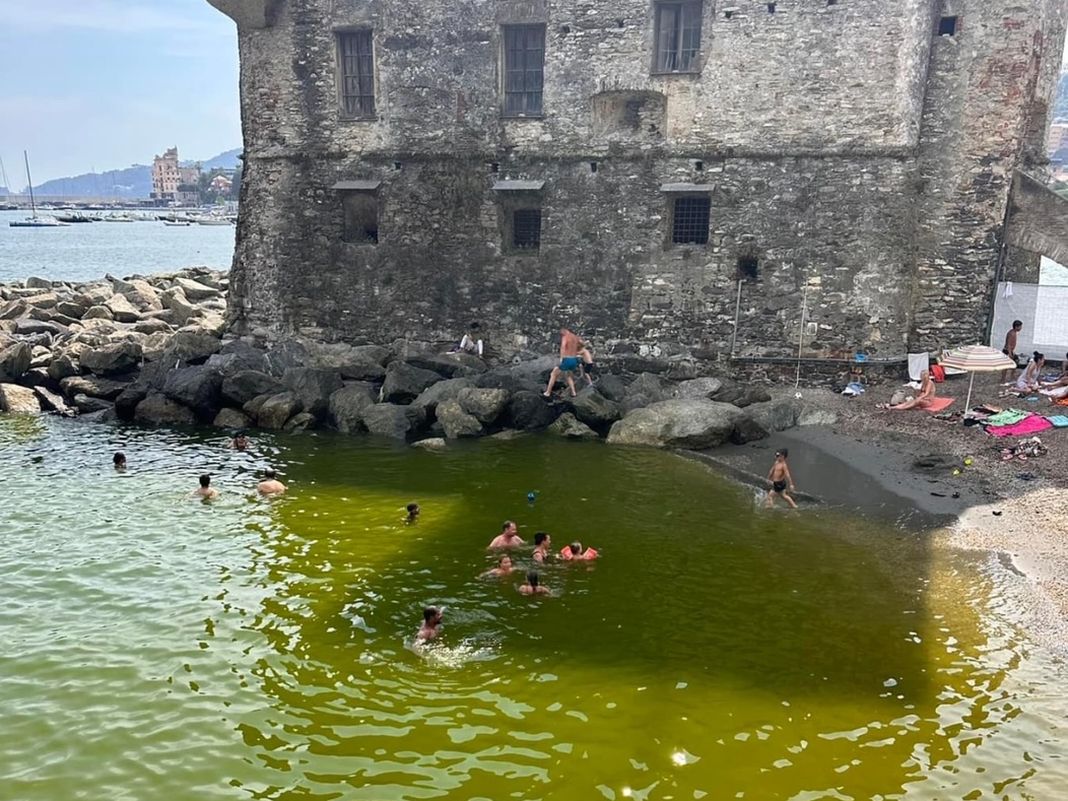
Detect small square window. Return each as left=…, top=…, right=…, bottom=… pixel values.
left=938, top=16, right=958, bottom=36
left=342, top=192, right=378, bottom=244
left=671, top=196, right=710, bottom=245
left=512, top=208, right=542, bottom=250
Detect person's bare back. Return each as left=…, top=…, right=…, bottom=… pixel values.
left=258, top=469, right=287, bottom=495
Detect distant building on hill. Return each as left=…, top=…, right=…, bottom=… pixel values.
left=152, top=147, right=201, bottom=204
left=209, top=174, right=233, bottom=195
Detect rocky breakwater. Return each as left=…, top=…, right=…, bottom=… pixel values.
left=0, top=272, right=835, bottom=449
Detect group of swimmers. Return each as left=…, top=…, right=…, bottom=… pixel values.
left=110, top=430, right=288, bottom=499
left=415, top=520, right=600, bottom=642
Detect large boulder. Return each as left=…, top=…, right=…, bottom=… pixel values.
left=627, top=373, right=671, bottom=403
left=262, top=339, right=312, bottom=377
left=308, top=343, right=387, bottom=381
left=213, top=407, right=252, bottom=430
left=547, top=412, right=598, bottom=440
left=60, top=374, right=130, bottom=401
left=221, top=370, right=284, bottom=406
left=163, top=331, right=222, bottom=365
left=567, top=388, right=622, bottom=430
left=606, top=400, right=765, bottom=449
left=746, top=398, right=803, bottom=432
left=104, top=293, right=140, bottom=323
left=437, top=399, right=484, bottom=438
left=362, top=403, right=422, bottom=440
left=206, top=340, right=270, bottom=375
left=15, top=318, right=65, bottom=337
left=72, top=394, right=113, bottom=414
left=162, top=365, right=223, bottom=421
left=675, top=377, right=724, bottom=401
left=284, top=411, right=317, bottom=433
left=0, top=299, right=28, bottom=320
left=350, top=344, right=391, bottom=365
left=82, top=305, right=114, bottom=321
left=593, top=373, right=628, bottom=403
left=283, top=367, right=343, bottom=420
left=23, top=292, right=58, bottom=310
left=457, top=387, right=509, bottom=425
left=380, top=361, right=443, bottom=404
left=0, top=342, right=31, bottom=381
left=114, top=382, right=151, bottom=420
left=134, top=392, right=196, bottom=426
left=410, top=377, right=475, bottom=416
left=114, top=278, right=162, bottom=312
left=256, top=391, right=302, bottom=430
left=328, top=383, right=377, bottom=433
left=33, top=386, right=72, bottom=416
left=159, top=287, right=199, bottom=325
left=55, top=300, right=87, bottom=320
left=174, top=276, right=221, bottom=301
left=507, top=391, right=561, bottom=430
left=80, top=341, right=142, bottom=376
left=407, top=352, right=487, bottom=378
left=0, top=383, right=41, bottom=414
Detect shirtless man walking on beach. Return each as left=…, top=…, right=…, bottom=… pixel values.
left=765, top=449, right=798, bottom=509
left=1002, top=320, right=1023, bottom=382
left=543, top=327, right=582, bottom=398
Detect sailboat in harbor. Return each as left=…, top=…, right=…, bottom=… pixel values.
left=9, top=151, right=68, bottom=227
left=0, top=156, right=18, bottom=210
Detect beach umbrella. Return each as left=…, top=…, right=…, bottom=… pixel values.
left=939, top=344, right=1016, bottom=412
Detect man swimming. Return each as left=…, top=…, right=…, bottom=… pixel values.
left=113, top=452, right=127, bottom=471
left=559, top=541, right=599, bottom=561
left=488, top=520, right=525, bottom=549
left=543, top=327, right=582, bottom=398
left=229, top=431, right=249, bottom=451
left=766, top=448, right=798, bottom=509
left=416, top=606, right=444, bottom=641
left=482, top=555, right=515, bottom=578
left=195, top=473, right=219, bottom=500
left=406, top=503, right=420, bottom=524
left=257, top=469, right=287, bottom=495
left=533, top=531, right=552, bottom=563
left=519, top=571, right=551, bottom=596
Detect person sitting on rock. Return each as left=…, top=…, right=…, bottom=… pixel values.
left=453, top=322, right=483, bottom=357
left=488, top=520, right=525, bottom=549
left=559, top=541, right=599, bottom=561
left=195, top=473, right=219, bottom=500
left=257, top=469, right=287, bottom=496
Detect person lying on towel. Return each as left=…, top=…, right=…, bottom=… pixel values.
left=878, top=370, right=936, bottom=411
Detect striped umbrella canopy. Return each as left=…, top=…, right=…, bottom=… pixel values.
left=938, top=344, right=1017, bottom=413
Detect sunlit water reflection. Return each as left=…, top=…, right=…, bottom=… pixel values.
left=0, top=417, right=1065, bottom=799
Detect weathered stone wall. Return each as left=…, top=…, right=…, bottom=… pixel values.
left=212, top=0, right=1068, bottom=361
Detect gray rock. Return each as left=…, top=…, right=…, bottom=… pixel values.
left=548, top=412, right=599, bottom=439
left=15, top=319, right=65, bottom=337
left=174, top=276, right=222, bottom=301
left=412, top=437, right=447, bottom=450
left=593, top=373, right=628, bottom=403
left=24, top=276, right=53, bottom=290
left=82, top=305, right=114, bottom=321
left=221, top=370, right=285, bottom=406
left=350, top=344, right=391, bottom=365
left=80, top=341, right=143, bottom=376
left=55, top=301, right=87, bottom=319
left=437, top=399, right=484, bottom=438
left=72, top=394, right=113, bottom=414
left=160, top=287, right=199, bottom=324
left=114, top=382, right=150, bottom=420
left=745, top=398, right=802, bottom=432
left=23, top=292, right=58, bottom=309
left=140, top=332, right=172, bottom=362
left=163, top=331, right=222, bottom=365
left=133, top=318, right=172, bottom=335
left=0, top=383, right=41, bottom=414
left=74, top=283, right=113, bottom=306
left=206, top=340, right=270, bottom=375
left=567, top=388, right=622, bottom=430
left=627, top=373, right=670, bottom=403
left=283, top=411, right=317, bottom=432
left=507, top=390, right=561, bottom=430
left=407, top=352, right=487, bottom=378
left=213, top=407, right=252, bottom=430
left=735, top=386, right=773, bottom=408
left=257, top=391, right=302, bottom=430
left=283, top=367, right=343, bottom=420
left=114, top=278, right=163, bottom=312
left=104, top=293, right=140, bottom=323
left=0, top=299, right=28, bottom=320
left=362, top=403, right=419, bottom=440
left=798, top=407, right=838, bottom=426
left=33, top=386, right=72, bottom=416
left=674, top=377, right=724, bottom=401
left=380, top=361, right=443, bottom=404
left=134, top=392, right=196, bottom=426
left=410, top=377, right=475, bottom=415
left=457, top=387, right=509, bottom=424
left=162, top=365, right=223, bottom=421
left=29, top=346, right=52, bottom=369
left=0, top=342, right=31, bottom=381
left=606, top=400, right=764, bottom=449
left=242, top=393, right=273, bottom=420
left=60, top=375, right=130, bottom=401
left=328, top=383, right=377, bottom=433
left=262, top=339, right=312, bottom=377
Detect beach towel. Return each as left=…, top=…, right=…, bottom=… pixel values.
left=987, top=416, right=1053, bottom=438
left=923, top=397, right=955, bottom=413
left=908, top=353, right=929, bottom=381
left=1047, top=415, right=1068, bottom=428
left=984, top=409, right=1030, bottom=427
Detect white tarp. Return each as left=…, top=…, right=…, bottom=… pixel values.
left=992, top=281, right=1068, bottom=358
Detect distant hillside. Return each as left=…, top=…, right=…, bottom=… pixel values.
left=27, top=148, right=241, bottom=197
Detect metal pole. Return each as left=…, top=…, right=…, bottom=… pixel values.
left=730, top=278, right=743, bottom=357
left=795, top=284, right=808, bottom=388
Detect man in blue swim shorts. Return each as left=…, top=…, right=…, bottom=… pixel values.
left=543, top=327, right=582, bottom=398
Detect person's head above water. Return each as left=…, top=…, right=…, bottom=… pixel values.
left=113, top=451, right=126, bottom=468
left=526, top=571, right=540, bottom=588
left=534, top=531, right=550, bottom=546
left=406, top=502, right=420, bottom=517
left=498, top=555, right=512, bottom=569
left=569, top=542, right=582, bottom=556
left=423, top=606, right=443, bottom=626
left=199, top=474, right=211, bottom=488
left=263, top=469, right=276, bottom=480
left=502, top=520, right=517, bottom=536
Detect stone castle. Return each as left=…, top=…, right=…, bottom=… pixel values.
left=208, top=0, right=1068, bottom=368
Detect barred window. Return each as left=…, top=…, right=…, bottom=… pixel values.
left=654, top=1, right=703, bottom=73
left=338, top=30, right=375, bottom=117
left=503, top=25, right=545, bottom=116
left=671, top=196, right=710, bottom=245
left=512, top=209, right=542, bottom=250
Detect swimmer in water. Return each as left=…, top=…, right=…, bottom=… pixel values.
left=488, top=520, right=525, bottom=549
left=406, top=503, right=420, bottom=524
left=532, top=531, right=552, bottom=563
left=194, top=473, right=219, bottom=500
left=559, top=541, right=599, bottom=561
left=482, top=554, right=515, bottom=578
left=228, top=431, right=249, bottom=451
left=113, top=451, right=127, bottom=471
left=519, top=571, right=551, bottom=596
left=257, top=469, right=287, bottom=496
left=416, top=606, right=444, bottom=641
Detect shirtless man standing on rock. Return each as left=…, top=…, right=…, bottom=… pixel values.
left=543, top=327, right=582, bottom=398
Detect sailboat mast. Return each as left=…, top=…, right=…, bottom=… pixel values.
left=24, top=151, right=37, bottom=218
left=0, top=156, right=10, bottom=201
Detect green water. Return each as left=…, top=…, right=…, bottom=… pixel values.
left=1, top=417, right=1066, bottom=800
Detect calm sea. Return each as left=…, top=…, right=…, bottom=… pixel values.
left=0, top=209, right=234, bottom=284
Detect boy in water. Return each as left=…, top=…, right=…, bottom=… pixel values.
left=195, top=473, right=219, bottom=500
left=257, top=469, right=287, bottom=496
left=559, top=541, right=599, bottom=561
left=406, top=503, right=420, bottom=524
left=416, top=606, right=444, bottom=641
left=113, top=452, right=127, bottom=471
left=765, top=448, right=797, bottom=509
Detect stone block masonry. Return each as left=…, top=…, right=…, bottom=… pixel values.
left=209, top=0, right=1068, bottom=364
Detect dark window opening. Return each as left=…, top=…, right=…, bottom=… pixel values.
left=938, top=16, right=958, bottom=36
left=724, top=9, right=734, bottom=19
left=490, top=162, right=500, bottom=173
left=342, top=192, right=378, bottom=244
left=616, top=18, right=625, bottom=28
left=671, top=196, right=710, bottom=245
left=512, top=208, right=542, bottom=251
left=337, top=30, right=375, bottom=118
left=737, top=255, right=759, bottom=281
left=767, top=3, right=776, bottom=12
left=694, top=160, right=704, bottom=171
left=503, top=25, right=545, bottom=116
left=590, top=161, right=598, bottom=173
left=827, top=0, right=837, bottom=5
left=654, top=1, right=703, bottom=73
left=560, top=24, right=571, bottom=34
left=393, top=161, right=402, bottom=170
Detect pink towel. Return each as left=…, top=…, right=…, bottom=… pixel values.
left=923, top=397, right=955, bottom=413
left=987, top=416, right=1053, bottom=437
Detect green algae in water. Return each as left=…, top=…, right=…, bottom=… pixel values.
left=0, top=418, right=1065, bottom=800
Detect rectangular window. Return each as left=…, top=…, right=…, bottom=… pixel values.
left=654, top=1, right=703, bottom=73
left=512, top=208, right=542, bottom=250
left=338, top=30, right=375, bottom=118
left=937, top=16, right=958, bottom=36
left=502, top=25, right=545, bottom=117
left=342, top=192, right=378, bottom=244
left=671, top=196, right=710, bottom=245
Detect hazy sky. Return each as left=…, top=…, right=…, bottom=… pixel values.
left=0, top=0, right=240, bottom=186
left=0, top=2, right=1065, bottom=187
